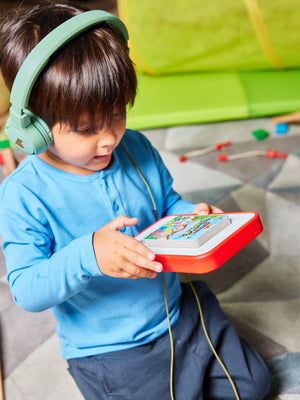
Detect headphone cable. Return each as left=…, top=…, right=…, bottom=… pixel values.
left=184, top=274, right=240, bottom=400
left=121, top=141, right=240, bottom=400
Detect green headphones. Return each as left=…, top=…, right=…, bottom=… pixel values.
left=5, top=10, right=129, bottom=155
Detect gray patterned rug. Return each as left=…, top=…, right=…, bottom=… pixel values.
left=0, top=117, right=299, bottom=399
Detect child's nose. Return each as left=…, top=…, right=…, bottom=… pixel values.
left=97, top=127, right=117, bottom=148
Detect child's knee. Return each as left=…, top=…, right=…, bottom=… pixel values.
left=247, top=369, right=270, bottom=400
left=240, top=343, right=271, bottom=400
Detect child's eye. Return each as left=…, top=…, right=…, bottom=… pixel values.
left=75, top=127, right=93, bottom=135
left=113, top=112, right=126, bottom=121
left=76, top=130, right=91, bottom=135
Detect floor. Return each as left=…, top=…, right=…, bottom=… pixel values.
left=0, top=117, right=300, bottom=399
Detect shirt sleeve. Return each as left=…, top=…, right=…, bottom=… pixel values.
left=0, top=182, right=101, bottom=312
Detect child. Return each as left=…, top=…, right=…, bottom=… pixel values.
left=0, top=4, right=270, bottom=399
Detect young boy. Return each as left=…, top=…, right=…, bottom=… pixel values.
left=0, top=4, right=270, bottom=399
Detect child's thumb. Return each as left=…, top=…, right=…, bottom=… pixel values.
left=109, top=215, right=138, bottom=231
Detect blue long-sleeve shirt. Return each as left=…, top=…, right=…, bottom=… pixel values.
left=0, top=129, right=195, bottom=359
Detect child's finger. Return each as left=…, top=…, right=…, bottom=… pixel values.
left=123, top=248, right=162, bottom=273
left=122, top=234, right=155, bottom=259
left=121, top=235, right=163, bottom=272
left=193, top=202, right=224, bottom=215
left=120, top=260, right=158, bottom=279
left=209, top=205, right=224, bottom=214
left=107, top=215, right=138, bottom=231
left=193, top=202, right=212, bottom=215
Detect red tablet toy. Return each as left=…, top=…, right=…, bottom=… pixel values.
left=135, top=212, right=263, bottom=274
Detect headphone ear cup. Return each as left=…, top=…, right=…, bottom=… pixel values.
left=5, top=109, right=53, bottom=155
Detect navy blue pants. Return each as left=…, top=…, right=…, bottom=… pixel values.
left=67, top=281, right=271, bottom=400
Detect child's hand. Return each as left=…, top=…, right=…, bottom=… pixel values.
left=193, top=202, right=223, bottom=215
left=92, top=216, right=163, bottom=279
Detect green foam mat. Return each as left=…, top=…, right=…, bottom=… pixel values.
left=239, top=69, right=300, bottom=117
left=127, top=69, right=300, bottom=130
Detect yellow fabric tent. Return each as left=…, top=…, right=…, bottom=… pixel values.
left=119, top=0, right=300, bottom=129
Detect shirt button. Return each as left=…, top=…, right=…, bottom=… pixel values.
left=113, top=202, right=119, bottom=212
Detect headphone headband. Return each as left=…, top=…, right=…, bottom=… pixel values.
left=9, top=10, right=128, bottom=128
left=6, top=10, right=129, bottom=155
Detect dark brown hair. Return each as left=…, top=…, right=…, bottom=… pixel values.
left=0, top=3, right=137, bottom=132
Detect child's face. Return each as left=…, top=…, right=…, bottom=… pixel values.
left=39, top=112, right=126, bottom=175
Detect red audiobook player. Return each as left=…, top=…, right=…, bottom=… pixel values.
left=135, top=212, right=263, bottom=274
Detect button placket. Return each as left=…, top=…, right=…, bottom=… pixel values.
left=100, top=170, right=128, bottom=233
left=112, top=202, right=119, bottom=212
